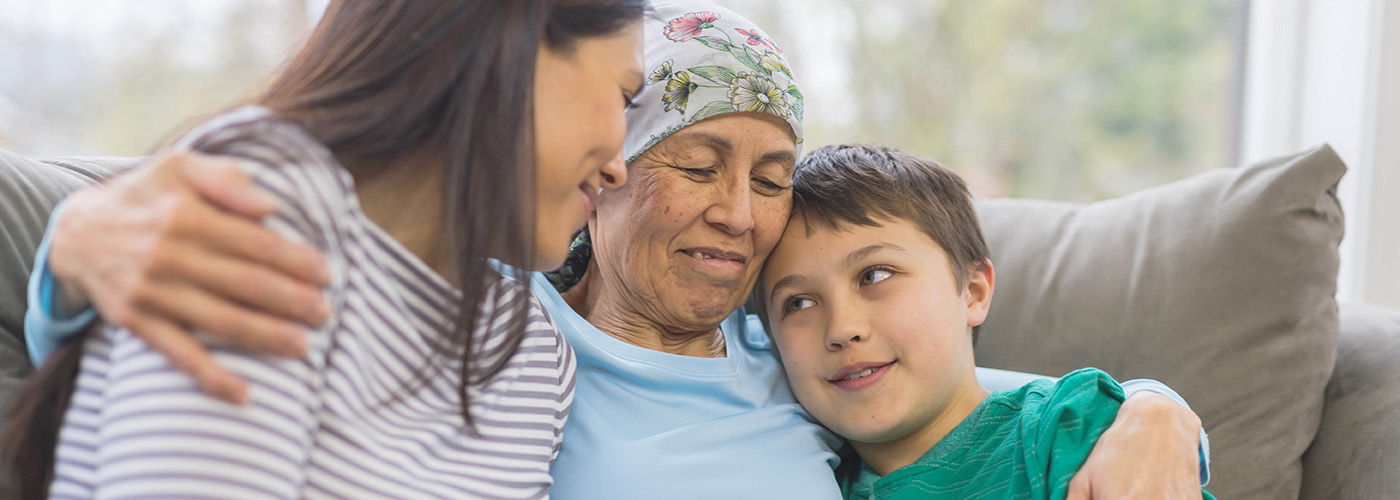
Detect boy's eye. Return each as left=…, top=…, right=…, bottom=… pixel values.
left=784, top=297, right=815, bottom=314
left=860, top=268, right=893, bottom=286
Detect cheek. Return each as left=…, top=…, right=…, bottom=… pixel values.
left=636, top=174, right=708, bottom=227
left=751, top=196, right=793, bottom=259
left=534, top=78, right=618, bottom=194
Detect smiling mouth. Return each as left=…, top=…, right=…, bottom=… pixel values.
left=839, top=368, right=878, bottom=381
left=678, top=248, right=747, bottom=263
left=829, top=361, right=895, bottom=382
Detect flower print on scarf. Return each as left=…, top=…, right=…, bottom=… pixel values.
left=759, top=51, right=791, bottom=79
left=728, top=72, right=789, bottom=118
left=664, top=11, right=720, bottom=42
left=662, top=70, right=699, bottom=113
left=735, top=27, right=780, bottom=53
left=649, top=60, right=674, bottom=85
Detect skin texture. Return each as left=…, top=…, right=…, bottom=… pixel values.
left=762, top=216, right=994, bottom=476
left=46, top=26, right=643, bottom=403
left=567, top=111, right=797, bottom=357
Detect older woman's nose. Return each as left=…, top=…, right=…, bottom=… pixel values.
left=703, top=177, right=756, bottom=235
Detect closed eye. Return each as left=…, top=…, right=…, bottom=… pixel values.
left=680, top=167, right=716, bottom=178
left=752, top=177, right=789, bottom=195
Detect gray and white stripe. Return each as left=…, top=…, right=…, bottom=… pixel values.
left=50, top=106, right=574, bottom=500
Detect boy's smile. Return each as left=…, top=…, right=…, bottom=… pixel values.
left=829, top=360, right=894, bottom=390
left=762, top=215, right=994, bottom=475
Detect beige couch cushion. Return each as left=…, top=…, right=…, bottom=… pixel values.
left=1300, top=302, right=1400, bottom=500
left=972, top=145, right=1345, bottom=500
left=0, top=151, right=122, bottom=499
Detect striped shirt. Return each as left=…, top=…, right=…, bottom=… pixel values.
left=50, top=106, right=575, bottom=500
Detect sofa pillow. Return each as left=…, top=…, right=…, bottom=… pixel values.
left=972, top=145, right=1345, bottom=500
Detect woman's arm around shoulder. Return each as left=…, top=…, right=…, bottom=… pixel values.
left=76, top=135, right=353, bottom=498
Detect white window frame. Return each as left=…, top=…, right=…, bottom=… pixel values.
left=1241, top=0, right=1400, bottom=308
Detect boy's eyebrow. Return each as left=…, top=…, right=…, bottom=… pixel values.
left=844, top=242, right=906, bottom=269
left=767, top=242, right=908, bottom=303
left=767, top=274, right=809, bottom=304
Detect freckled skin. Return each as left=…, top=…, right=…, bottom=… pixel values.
left=583, top=112, right=798, bottom=350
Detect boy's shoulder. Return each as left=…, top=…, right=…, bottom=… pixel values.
left=844, top=369, right=1126, bottom=500
left=990, top=367, right=1126, bottom=456
left=996, top=367, right=1126, bottom=415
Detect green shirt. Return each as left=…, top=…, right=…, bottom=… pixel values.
left=842, top=368, right=1215, bottom=500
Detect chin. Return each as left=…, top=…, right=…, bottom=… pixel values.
left=680, top=291, right=744, bottom=322
left=834, top=419, right=903, bottom=446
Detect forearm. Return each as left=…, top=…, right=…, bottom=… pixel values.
left=1119, top=378, right=1211, bottom=485
left=24, top=201, right=96, bottom=364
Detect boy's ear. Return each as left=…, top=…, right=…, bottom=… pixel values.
left=964, top=258, right=994, bottom=328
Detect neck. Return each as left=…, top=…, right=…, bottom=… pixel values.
left=345, top=151, right=453, bottom=282
left=563, top=260, right=727, bottom=358
left=853, top=374, right=990, bottom=476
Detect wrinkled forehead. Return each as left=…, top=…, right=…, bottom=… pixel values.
left=624, top=0, right=805, bottom=164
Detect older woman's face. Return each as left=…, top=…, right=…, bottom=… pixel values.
left=590, top=112, right=797, bottom=331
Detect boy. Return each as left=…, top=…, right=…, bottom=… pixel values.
left=758, top=144, right=1215, bottom=500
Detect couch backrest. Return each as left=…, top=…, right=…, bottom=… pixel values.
left=973, top=145, right=1346, bottom=500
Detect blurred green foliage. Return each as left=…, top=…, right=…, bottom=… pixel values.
left=728, top=0, right=1244, bottom=201
left=6, top=0, right=1243, bottom=202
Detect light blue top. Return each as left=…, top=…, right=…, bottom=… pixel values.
left=527, top=272, right=846, bottom=499
left=24, top=200, right=96, bottom=363
left=26, top=236, right=1210, bottom=490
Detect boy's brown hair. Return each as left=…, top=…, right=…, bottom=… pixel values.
left=789, top=144, right=989, bottom=286
left=752, top=144, right=991, bottom=338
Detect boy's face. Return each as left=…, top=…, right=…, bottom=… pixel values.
left=761, top=216, right=993, bottom=447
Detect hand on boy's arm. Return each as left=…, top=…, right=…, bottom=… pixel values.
left=1066, top=391, right=1203, bottom=500
left=47, top=149, right=330, bottom=403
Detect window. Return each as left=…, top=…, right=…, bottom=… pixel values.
left=726, top=0, right=1248, bottom=201
left=0, top=0, right=313, bottom=156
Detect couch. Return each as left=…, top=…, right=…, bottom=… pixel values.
left=1, top=146, right=1397, bottom=499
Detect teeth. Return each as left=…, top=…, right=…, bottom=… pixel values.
left=841, top=368, right=877, bottom=381
left=691, top=251, right=709, bottom=260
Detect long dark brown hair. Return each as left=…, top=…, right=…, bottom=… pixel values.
left=4, top=1, right=646, bottom=498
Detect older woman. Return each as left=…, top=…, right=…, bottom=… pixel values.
left=24, top=1, right=1208, bottom=498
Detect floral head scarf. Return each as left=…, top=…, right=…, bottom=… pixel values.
left=547, top=1, right=803, bottom=292
left=624, top=0, right=804, bottom=163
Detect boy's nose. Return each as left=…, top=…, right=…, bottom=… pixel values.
left=827, top=331, right=864, bottom=350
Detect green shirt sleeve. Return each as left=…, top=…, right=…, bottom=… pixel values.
left=1024, top=368, right=1126, bottom=500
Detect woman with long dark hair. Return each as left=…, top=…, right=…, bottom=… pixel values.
left=5, top=1, right=645, bottom=498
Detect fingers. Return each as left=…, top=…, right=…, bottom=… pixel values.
left=127, top=314, right=249, bottom=405
left=1064, top=474, right=1091, bottom=500
left=141, top=279, right=310, bottom=358
left=173, top=150, right=280, bottom=218
left=179, top=198, right=332, bottom=288
left=161, top=240, right=330, bottom=327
